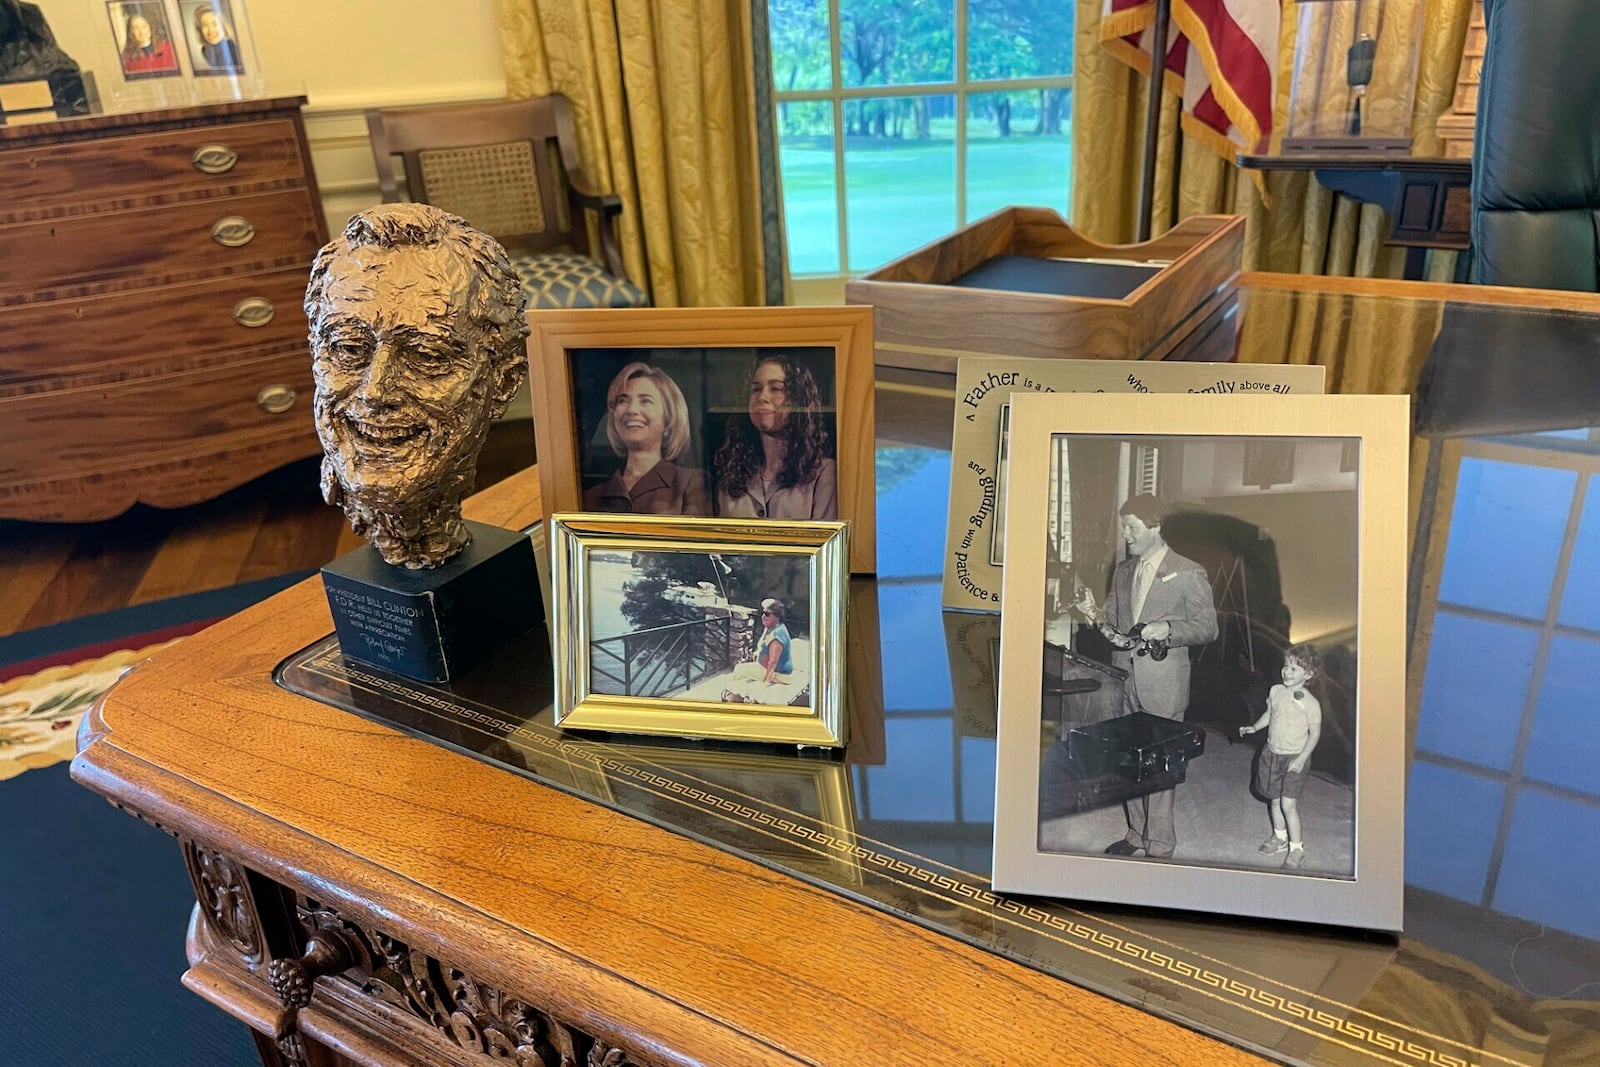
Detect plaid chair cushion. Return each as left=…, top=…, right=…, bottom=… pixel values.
left=510, top=250, right=649, bottom=310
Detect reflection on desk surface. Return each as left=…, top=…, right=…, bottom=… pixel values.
left=278, top=379, right=1600, bottom=1066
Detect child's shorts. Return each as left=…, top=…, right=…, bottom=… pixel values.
left=1256, top=747, right=1308, bottom=800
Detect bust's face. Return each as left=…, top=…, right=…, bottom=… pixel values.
left=310, top=243, right=492, bottom=510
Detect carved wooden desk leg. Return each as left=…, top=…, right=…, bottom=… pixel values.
left=180, top=841, right=308, bottom=1066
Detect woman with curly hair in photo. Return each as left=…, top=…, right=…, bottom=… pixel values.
left=713, top=355, right=837, bottom=520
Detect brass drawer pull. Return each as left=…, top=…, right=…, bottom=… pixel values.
left=257, top=384, right=297, bottom=414
left=233, top=297, right=275, bottom=328
left=192, top=143, right=239, bottom=174
left=212, top=216, right=256, bottom=247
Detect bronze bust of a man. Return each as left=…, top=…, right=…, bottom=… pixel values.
left=305, top=204, right=530, bottom=569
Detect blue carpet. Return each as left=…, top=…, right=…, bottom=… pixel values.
left=1, top=571, right=313, bottom=1066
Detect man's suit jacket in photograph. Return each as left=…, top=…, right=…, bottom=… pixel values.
left=1104, top=549, right=1219, bottom=719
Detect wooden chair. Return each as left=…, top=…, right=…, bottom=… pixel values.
left=365, top=95, right=650, bottom=309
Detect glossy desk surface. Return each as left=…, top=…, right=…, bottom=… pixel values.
left=76, top=275, right=1600, bottom=1066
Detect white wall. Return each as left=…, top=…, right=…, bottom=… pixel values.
left=39, top=0, right=507, bottom=232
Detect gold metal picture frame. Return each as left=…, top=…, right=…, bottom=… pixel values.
left=551, top=513, right=850, bottom=747
left=528, top=306, right=877, bottom=574
left=991, top=393, right=1409, bottom=931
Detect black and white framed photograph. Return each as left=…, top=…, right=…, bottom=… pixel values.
left=530, top=306, right=876, bottom=573
left=550, top=513, right=849, bottom=747
left=992, top=393, right=1408, bottom=930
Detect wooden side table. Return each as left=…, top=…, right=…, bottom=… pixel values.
left=1238, top=154, right=1472, bottom=281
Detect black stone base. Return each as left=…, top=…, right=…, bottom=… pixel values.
left=0, top=70, right=94, bottom=119
left=321, top=521, right=542, bottom=683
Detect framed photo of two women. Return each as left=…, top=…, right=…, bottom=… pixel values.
left=529, top=307, right=877, bottom=575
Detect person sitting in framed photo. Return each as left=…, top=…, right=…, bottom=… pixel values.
left=722, top=599, right=795, bottom=703
left=582, top=362, right=710, bottom=515
left=713, top=355, right=837, bottom=521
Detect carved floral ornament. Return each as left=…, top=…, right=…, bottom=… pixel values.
left=182, top=842, right=262, bottom=962
left=279, top=901, right=641, bottom=1067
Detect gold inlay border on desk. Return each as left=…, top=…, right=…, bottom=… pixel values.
left=283, top=641, right=1513, bottom=1067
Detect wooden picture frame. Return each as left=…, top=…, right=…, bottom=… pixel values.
left=528, top=306, right=877, bottom=574
left=991, top=393, right=1409, bottom=931
left=550, top=513, right=850, bottom=747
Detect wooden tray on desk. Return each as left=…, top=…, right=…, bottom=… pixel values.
left=846, top=207, right=1243, bottom=374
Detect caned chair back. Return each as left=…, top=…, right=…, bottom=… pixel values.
left=367, top=95, right=585, bottom=258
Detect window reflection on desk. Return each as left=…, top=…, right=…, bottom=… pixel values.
left=1411, top=427, right=1600, bottom=945
left=858, top=447, right=998, bottom=868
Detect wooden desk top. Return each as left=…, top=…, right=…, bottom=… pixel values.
left=72, top=468, right=1264, bottom=1067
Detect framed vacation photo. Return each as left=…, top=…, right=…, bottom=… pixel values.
left=550, top=513, right=849, bottom=747
left=105, top=1, right=182, bottom=79
left=528, top=306, right=877, bottom=574
left=177, top=0, right=246, bottom=75
left=943, top=357, right=1327, bottom=612
left=991, top=393, right=1408, bottom=931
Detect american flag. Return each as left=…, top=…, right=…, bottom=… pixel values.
left=1101, top=0, right=1281, bottom=158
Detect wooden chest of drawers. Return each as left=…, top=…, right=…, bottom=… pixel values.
left=0, top=97, right=329, bottom=522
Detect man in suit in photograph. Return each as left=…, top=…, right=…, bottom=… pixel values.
left=1075, top=493, right=1218, bottom=859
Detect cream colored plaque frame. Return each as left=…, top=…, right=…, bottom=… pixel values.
left=551, top=513, right=849, bottom=748
left=991, top=393, right=1408, bottom=931
left=943, top=357, right=1327, bottom=612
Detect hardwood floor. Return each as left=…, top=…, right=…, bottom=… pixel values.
left=0, top=419, right=536, bottom=639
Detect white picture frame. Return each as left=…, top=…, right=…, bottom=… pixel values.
left=992, top=393, right=1408, bottom=931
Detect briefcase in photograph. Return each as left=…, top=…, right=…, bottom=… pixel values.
left=1066, top=712, right=1206, bottom=784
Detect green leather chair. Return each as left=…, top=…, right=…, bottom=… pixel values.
left=1470, top=0, right=1600, bottom=291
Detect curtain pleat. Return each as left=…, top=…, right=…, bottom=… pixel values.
left=499, top=0, right=765, bottom=307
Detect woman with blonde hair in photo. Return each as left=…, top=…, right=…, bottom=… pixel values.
left=583, top=362, right=710, bottom=514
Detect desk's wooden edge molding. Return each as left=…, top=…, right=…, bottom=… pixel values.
left=1240, top=270, right=1600, bottom=312
left=73, top=717, right=796, bottom=1067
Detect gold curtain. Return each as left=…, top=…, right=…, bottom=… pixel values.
left=499, top=0, right=766, bottom=307
left=1071, top=0, right=1472, bottom=279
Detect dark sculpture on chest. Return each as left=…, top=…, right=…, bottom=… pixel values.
left=0, top=1, right=92, bottom=116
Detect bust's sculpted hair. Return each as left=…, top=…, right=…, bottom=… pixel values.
left=305, top=205, right=528, bottom=373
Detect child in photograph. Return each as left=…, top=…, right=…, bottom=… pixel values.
left=1240, top=644, right=1323, bottom=869
left=116, top=5, right=179, bottom=76
left=191, top=3, right=242, bottom=72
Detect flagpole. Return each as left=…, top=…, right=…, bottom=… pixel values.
left=1136, top=0, right=1172, bottom=242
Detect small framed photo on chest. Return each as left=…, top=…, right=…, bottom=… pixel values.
left=990, top=393, right=1409, bottom=931
left=528, top=306, right=876, bottom=574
